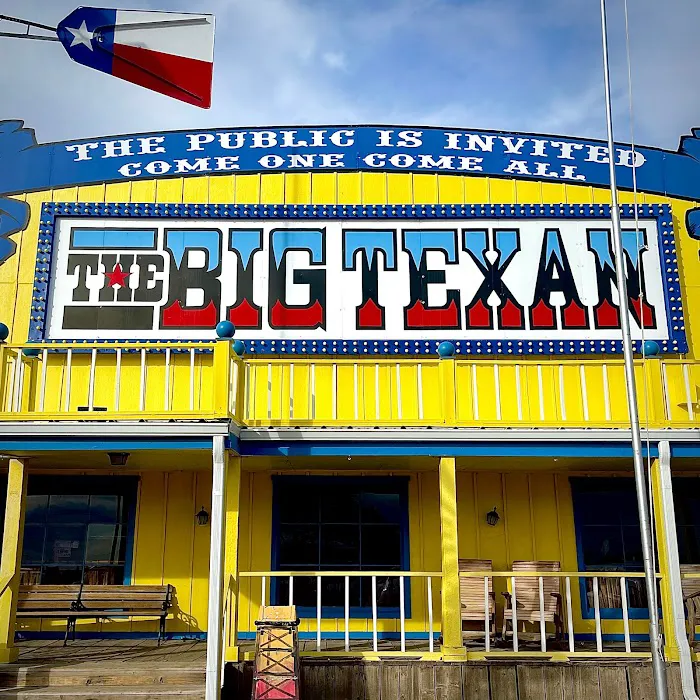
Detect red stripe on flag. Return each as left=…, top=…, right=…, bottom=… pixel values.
left=111, top=43, right=212, bottom=108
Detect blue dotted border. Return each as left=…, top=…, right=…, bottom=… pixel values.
left=32, top=202, right=685, bottom=356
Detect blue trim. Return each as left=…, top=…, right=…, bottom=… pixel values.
left=32, top=202, right=684, bottom=356
left=270, top=476, right=411, bottom=619
left=0, top=438, right=214, bottom=451
left=242, top=441, right=660, bottom=458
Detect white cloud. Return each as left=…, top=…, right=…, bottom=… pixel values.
left=322, top=52, right=347, bottom=71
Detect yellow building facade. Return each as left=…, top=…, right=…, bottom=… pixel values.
left=1, top=123, right=700, bottom=697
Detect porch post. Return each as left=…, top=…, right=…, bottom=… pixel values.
left=223, top=455, right=241, bottom=662
left=438, top=456, right=466, bottom=660
left=649, top=442, right=679, bottom=662
left=205, top=436, right=229, bottom=700
left=0, top=458, right=27, bottom=663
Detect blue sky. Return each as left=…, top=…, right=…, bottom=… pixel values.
left=0, top=0, right=698, bottom=149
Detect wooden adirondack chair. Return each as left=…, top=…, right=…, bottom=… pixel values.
left=681, top=564, right=700, bottom=645
left=459, top=559, right=495, bottom=639
left=502, top=561, right=564, bottom=642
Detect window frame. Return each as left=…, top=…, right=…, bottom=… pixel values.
left=21, top=476, right=138, bottom=585
left=271, top=475, right=411, bottom=619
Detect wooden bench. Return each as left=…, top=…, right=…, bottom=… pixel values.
left=17, top=584, right=174, bottom=645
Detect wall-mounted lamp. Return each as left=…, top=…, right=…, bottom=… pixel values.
left=107, top=452, right=130, bottom=467
left=196, top=506, right=210, bottom=526
left=486, top=506, right=500, bottom=527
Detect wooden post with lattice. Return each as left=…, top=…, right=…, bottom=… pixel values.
left=252, top=606, right=300, bottom=700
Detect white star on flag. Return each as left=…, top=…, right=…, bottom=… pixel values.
left=67, top=21, right=94, bottom=50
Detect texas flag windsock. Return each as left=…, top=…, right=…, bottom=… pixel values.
left=57, top=7, right=214, bottom=108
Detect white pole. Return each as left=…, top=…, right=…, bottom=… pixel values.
left=599, top=2, right=667, bottom=697
left=205, top=435, right=228, bottom=700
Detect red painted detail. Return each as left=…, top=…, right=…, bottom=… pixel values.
left=104, top=263, right=129, bottom=288
left=162, top=299, right=217, bottom=327
left=270, top=299, right=324, bottom=328
left=630, top=297, right=655, bottom=328
left=499, top=298, right=523, bottom=328
left=229, top=298, right=260, bottom=328
left=562, top=300, right=587, bottom=328
left=531, top=299, right=555, bottom=328
left=405, top=299, right=460, bottom=328
left=112, top=44, right=213, bottom=108
left=357, top=297, right=384, bottom=328
left=254, top=678, right=297, bottom=699
left=466, top=298, right=492, bottom=328
left=595, top=298, right=619, bottom=327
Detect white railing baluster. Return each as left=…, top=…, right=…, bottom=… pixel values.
left=190, top=348, right=196, bottom=411
left=261, top=576, right=266, bottom=607
left=620, top=576, right=631, bottom=653
left=88, top=348, right=97, bottom=411
left=593, top=576, right=602, bottom=652
left=114, top=348, right=121, bottom=411
left=39, top=349, right=48, bottom=412
left=375, top=363, right=380, bottom=418
left=494, top=364, right=501, bottom=421
left=580, top=365, right=589, bottom=421
left=602, top=364, right=611, bottom=420
left=64, top=349, right=72, bottom=412
left=310, top=364, right=316, bottom=419
left=267, top=363, right=272, bottom=420
left=396, top=363, right=402, bottom=420
left=417, top=363, right=424, bottom=420
left=399, top=575, right=406, bottom=653
left=512, top=576, right=518, bottom=652
left=515, top=365, right=523, bottom=421
left=537, top=364, right=545, bottom=421
left=316, top=575, right=322, bottom=652
left=538, top=576, right=546, bottom=651
left=289, top=363, right=294, bottom=419
left=661, top=363, right=672, bottom=421
left=139, top=348, right=147, bottom=412
left=683, top=363, right=695, bottom=420
left=559, top=365, right=567, bottom=421
left=427, top=577, right=434, bottom=653
left=164, top=347, right=171, bottom=411
left=566, top=576, right=574, bottom=653
left=372, top=575, right=378, bottom=652
left=5, top=353, right=14, bottom=412
left=353, top=363, right=358, bottom=420
left=288, top=575, right=294, bottom=607
left=344, top=575, right=350, bottom=653
left=484, top=576, right=490, bottom=652
left=332, top=363, right=338, bottom=421
left=15, top=356, right=24, bottom=412
left=472, top=364, right=479, bottom=420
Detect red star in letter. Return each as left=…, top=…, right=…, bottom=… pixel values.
left=105, top=263, right=130, bottom=288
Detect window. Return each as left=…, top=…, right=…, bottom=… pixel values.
left=20, top=477, right=136, bottom=585
left=570, top=477, right=648, bottom=616
left=271, top=476, right=409, bottom=617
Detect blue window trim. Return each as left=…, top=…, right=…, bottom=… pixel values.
left=570, top=477, right=652, bottom=620
left=24, top=475, right=139, bottom=586
left=33, top=201, right=683, bottom=356
left=270, top=475, right=411, bottom=619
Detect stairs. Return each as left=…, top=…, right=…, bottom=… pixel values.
left=0, top=653, right=205, bottom=699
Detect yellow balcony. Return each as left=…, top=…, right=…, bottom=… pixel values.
left=0, top=341, right=698, bottom=430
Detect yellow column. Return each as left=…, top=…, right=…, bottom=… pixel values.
left=0, top=458, right=27, bottom=663
left=438, top=358, right=457, bottom=425
left=224, top=456, right=242, bottom=662
left=649, top=455, right=679, bottom=662
left=438, top=456, right=466, bottom=660
left=213, top=340, right=232, bottom=417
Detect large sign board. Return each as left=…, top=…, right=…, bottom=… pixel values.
left=35, top=203, right=684, bottom=355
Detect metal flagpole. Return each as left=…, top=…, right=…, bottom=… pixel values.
left=598, top=1, right=668, bottom=697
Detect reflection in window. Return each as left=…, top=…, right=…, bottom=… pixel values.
left=273, top=478, right=408, bottom=614
left=21, top=488, right=131, bottom=586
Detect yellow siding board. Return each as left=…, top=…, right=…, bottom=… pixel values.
left=361, top=173, right=387, bottom=204
left=77, top=184, right=106, bottom=203
left=235, top=174, right=261, bottom=204
left=437, top=175, right=464, bottom=204
left=191, top=471, right=213, bottom=632
left=209, top=175, right=235, bottom=203
left=311, top=173, right=337, bottom=204
left=104, top=181, right=132, bottom=202
left=162, top=471, right=196, bottom=633
left=503, top=473, right=534, bottom=561
left=17, top=191, right=46, bottom=287
left=130, top=179, right=157, bottom=202
left=260, top=173, right=285, bottom=203
left=156, top=178, right=184, bottom=203
left=530, top=473, right=562, bottom=561
left=336, top=364, right=356, bottom=421
left=487, top=178, right=516, bottom=203
left=284, top=173, right=311, bottom=204
left=413, top=174, right=438, bottom=204
left=387, top=174, right=412, bottom=204
left=464, top=176, right=489, bottom=204
left=515, top=180, right=542, bottom=204
left=337, top=173, right=361, bottom=204
left=456, top=471, right=478, bottom=558
left=540, top=182, right=566, bottom=203
left=564, top=184, right=593, bottom=204
left=183, top=176, right=210, bottom=203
